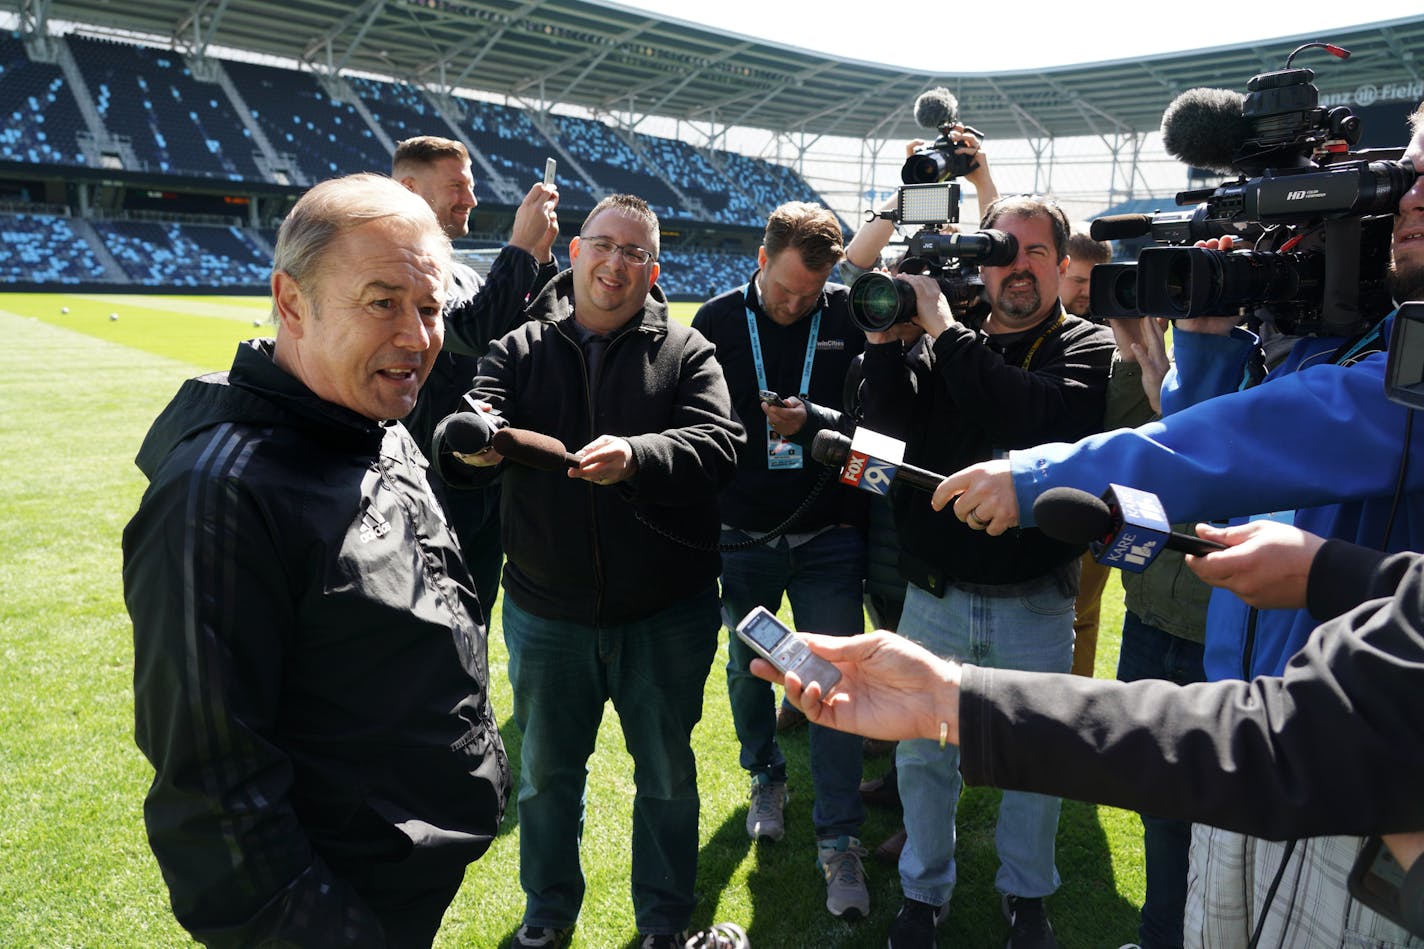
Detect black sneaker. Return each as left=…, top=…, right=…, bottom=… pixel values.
left=510, top=924, right=572, bottom=949
left=638, top=931, right=690, bottom=949
left=886, top=897, right=948, bottom=949
left=1001, top=894, right=1058, bottom=949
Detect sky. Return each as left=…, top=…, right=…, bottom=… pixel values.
left=617, top=1, right=1424, bottom=73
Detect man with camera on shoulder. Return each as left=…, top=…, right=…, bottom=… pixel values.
left=857, top=191, right=1113, bottom=949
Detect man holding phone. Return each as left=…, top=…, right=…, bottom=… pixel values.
left=691, top=201, right=871, bottom=921
left=394, top=135, right=559, bottom=614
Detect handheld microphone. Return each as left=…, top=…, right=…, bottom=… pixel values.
left=810, top=429, right=947, bottom=495
left=1033, top=485, right=1225, bottom=573
left=441, top=410, right=497, bottom=456
left=1089, top=214, right=1153, bottom=242
left=913, top=87, right=959, bottom=129
left=490, top=428, right=579, bottom=471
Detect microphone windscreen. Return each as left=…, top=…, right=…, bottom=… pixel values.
left=491, top=428, right=574, bottom=471
left=1160, top=87, right=1249, bottom=174
left=1033, top=487, right=1114, bottom=544
left=1090, top=214, right=1152, bottom=241
left=913, top=87, right=959, bottom=130
left=810, top=429, right=851, bottom=467
left=442, top=411, right=495, bottom=454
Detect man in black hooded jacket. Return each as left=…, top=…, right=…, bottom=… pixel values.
left=123, top=174, right=509, bottom=948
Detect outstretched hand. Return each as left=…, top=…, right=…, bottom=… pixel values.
left=749, top=631, right=961, bottom=745
left=1186, top=520, right=1325, bottom=610
left=930, top=458, right=1019, bottom=535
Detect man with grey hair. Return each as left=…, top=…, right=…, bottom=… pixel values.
left=124, top=173, right=509, bottom=948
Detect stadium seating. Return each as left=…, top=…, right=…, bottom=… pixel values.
left=655, top=248, right=751, bottom=299
left=0, top=33, right=89, bottom=167
left=0, top=213, right=108, bottom=283
left=550, top=114, right=682, bottom=220
left=67, top=35, right=263, bottom=180
left=0, top=32, right=841, bottom=293
left=633, top=132, right=751, bottom=226
left=94, top=220, right=270, bottom=286
left=454, top=98, right=599, bottom=210
left=223, top=59, right=391, bottom=181
left=717, top=150, right=825, bottom=220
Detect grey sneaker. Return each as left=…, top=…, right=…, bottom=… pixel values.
left=817, top=834, right=870, bottom=920
left=510, top=924, right=572, bottom=949
left=746, top=772, right=787, bottom=841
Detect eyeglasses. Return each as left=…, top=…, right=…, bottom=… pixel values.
left=581, top=235, right=656, bottom=267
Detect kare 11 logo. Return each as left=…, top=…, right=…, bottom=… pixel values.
left=1096, top=483, right=1171, bottom=573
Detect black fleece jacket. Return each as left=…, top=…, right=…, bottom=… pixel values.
left=443, top=271, right=745, bottom=624
left=691, top=274, right=867, bottom=533
left=860, top=307, right=1113, bottom=590
left=960, top=546, right=1424, bottom=840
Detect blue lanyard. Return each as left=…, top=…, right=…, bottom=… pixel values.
left=745, top=282, right=820, bottom=470
left=743, top=283, right=821, bottom=400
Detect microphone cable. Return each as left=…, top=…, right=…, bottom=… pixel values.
left=631, top=464, right=839, bottom=553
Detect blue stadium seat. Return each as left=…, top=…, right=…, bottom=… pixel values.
left=222, top=59, right=391, bottom=181
left=0, top=32, right=89, bottom=166
left=0, top=213, right=108, bottom=283
left=94, top=220, right=270, bottom=286
left=453, top=99, right=598, bottom=210
left=67, top=35, right=262, bottom=180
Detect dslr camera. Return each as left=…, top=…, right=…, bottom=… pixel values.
left=847, top=181, right=1016, bottom=333
left=1092, top=43, right=1416, bottom=336
left=900, top=86, right=984, bottom=185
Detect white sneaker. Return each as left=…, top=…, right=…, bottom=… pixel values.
left=817, top=834, right=870, bottom=920
left=745, top=773, right=787, bottom=841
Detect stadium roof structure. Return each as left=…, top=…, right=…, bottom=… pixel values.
left=15, top=0, right=1424, bottom=144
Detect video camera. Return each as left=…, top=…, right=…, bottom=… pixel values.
left=900, top=86, right=984, bottom=186
left=1090, top=43, right=1416, bottom=336
left=847, top=182, right=1016, bottom=332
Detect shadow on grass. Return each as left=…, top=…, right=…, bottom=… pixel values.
left=944, top=788, right=1142, bottom=945
left=497, top=713, right=524, bottom=836
left=688, top=729, right=1142, bottom=946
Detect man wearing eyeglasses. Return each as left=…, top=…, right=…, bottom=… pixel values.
left=857, top=194, right=1114, bottom=949
left=439, top=193, right=744, bottom=949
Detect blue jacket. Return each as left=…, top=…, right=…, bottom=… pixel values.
left=1012, top=312, right=1424, bottom=680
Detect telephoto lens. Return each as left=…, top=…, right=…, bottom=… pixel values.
left=848, top=272, right=918, bottom=333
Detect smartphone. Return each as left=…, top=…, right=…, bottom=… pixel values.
left=759, top=389, right=787, bottom=407
left=1348, top=837, right=1413, bottom=932
left=543, top=157, right=557, bottom=186
left=735, top=606, right=841, bottom=693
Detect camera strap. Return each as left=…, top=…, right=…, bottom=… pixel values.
left=744, top=285, right=821, bottom=470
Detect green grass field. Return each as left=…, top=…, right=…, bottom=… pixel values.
left=0, top=292, right=1141, bottom=947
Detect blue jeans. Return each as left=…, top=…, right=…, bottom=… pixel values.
left=719, top=526, right=867, bottom=837
left=502, top=589, right=720, bottom=935
left=1116, top=611, right=1206, bottom=949
left=895, top=575, right=1074, bottom=905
